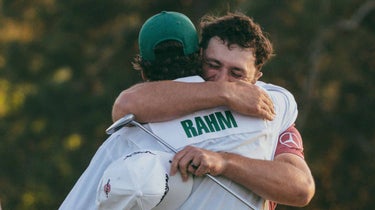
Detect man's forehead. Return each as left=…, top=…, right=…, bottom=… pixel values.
left=207, top=36, right=253, bottom=51
left=203, top=40, right=255, bottom=64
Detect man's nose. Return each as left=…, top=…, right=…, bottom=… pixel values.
left=216, top=71, right=229, bottom=82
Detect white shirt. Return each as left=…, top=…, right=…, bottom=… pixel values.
left=59, top=76, right=297, bottom=210
left=149, top=77, right=297, bottom=209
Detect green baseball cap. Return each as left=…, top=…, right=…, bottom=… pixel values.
left=139, top=11, right=199, bottom=61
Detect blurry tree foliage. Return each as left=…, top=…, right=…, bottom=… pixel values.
left=0, top=0, right=374, bottom=209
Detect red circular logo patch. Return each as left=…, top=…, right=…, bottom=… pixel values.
left=279, top=132, right=302, bottom=149
left=104, top=179, right=111, bottom=198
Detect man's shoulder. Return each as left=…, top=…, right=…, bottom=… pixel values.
left=256, top=81, right=298, bottom=131
left=256, top=81, right=289, bottom=93
left=174, top=75, right=205, bottom=83
left=256, top=81, right=295, bottom=103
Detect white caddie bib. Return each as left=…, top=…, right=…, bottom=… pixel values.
left=149, top=107, right=267, bottom=150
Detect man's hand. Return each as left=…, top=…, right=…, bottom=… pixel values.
left=170, top=145, right=315, bottom=206
left=223, top=80, right=275, bottom=120
left=170, top=146, right=227, bottom=181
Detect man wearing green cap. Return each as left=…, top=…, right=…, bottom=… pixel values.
left=59, top=11, right=203, bottom=210
left=139, top=11, right=199, bottom=62
left=111, top=11, right=314, bottom=209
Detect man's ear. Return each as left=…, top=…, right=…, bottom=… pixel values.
left=141, top=70, right=148, bottom=81
left=255, top=71, right=263, bottom=80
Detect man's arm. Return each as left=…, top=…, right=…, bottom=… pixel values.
left=169, top=85, right=314, bottom=207
left=112, top=80, right=275, bottom=122
left=170, top=146, right=315, bottom=207
left=223, top=152, right=314, bottom=206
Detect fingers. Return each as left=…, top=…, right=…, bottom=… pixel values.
left=170, top=146, right=212, bottom=181
left=251, top=95, right=274, bottom=120
left=188, top=161, right=200, bottom=175
left=262, top=100, right=275, bottom=121
left=194, top=161, right=211, bottom=176
left=228, top=82, right=275, bottom=120
left=259, top=89, right=275, bottom=120
left=190, top=162, right=199, bottom=170
left=170, top=149, right=190, bottom=181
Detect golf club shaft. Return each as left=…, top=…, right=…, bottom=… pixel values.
left=131, top=120, right=178, bottom=153
left=130, top=118, right=256, bottom=209
left=205, top=173, right=256, bottom=209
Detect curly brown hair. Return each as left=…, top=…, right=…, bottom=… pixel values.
left=133, top=40, right=202, bottom=81
left=199, top=12, right=274, bottom=71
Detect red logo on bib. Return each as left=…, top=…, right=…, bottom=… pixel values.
left=279, top=132, right=302, bottom=149
left=104, top=179, right=111, bottom=198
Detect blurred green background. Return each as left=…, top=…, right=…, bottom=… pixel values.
left=0, top=0, right=374, bottom=209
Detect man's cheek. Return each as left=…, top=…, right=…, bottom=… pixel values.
left=202, top=69, right=215, bottom=81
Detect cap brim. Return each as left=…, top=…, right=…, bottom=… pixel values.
left=152, top=151, right=193, bottom=210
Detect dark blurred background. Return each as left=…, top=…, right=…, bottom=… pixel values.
left=0, top=0, right=374, bottom=209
